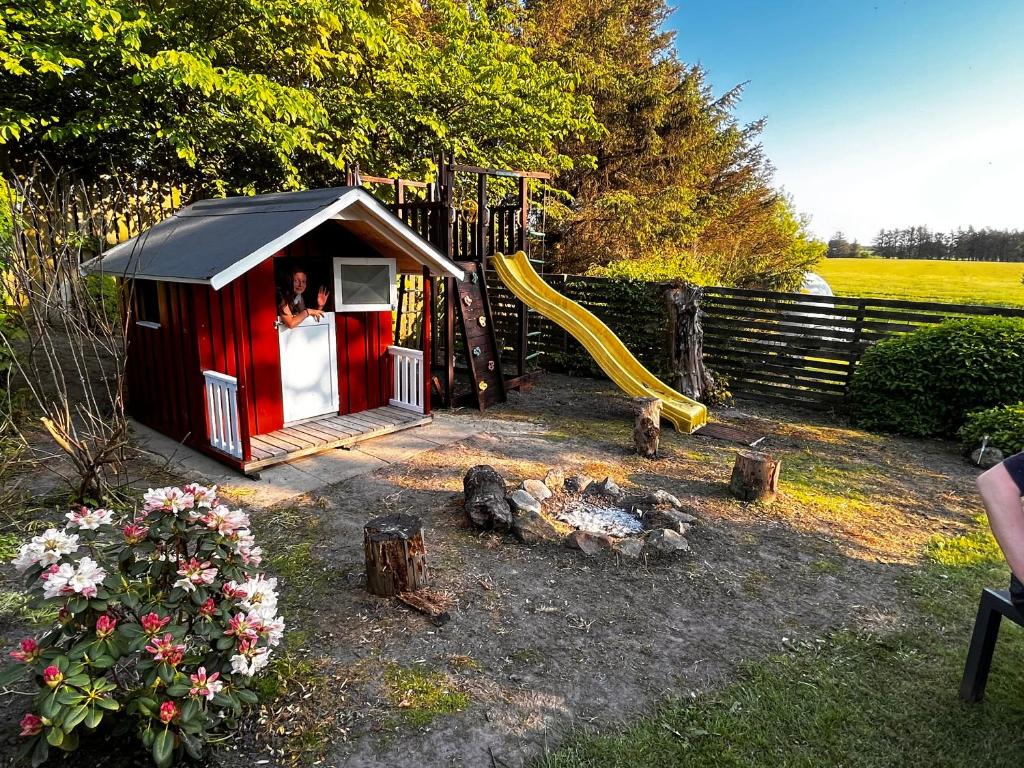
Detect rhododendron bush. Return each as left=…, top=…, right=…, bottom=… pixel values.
left=0, top=484, right=284, bottom=767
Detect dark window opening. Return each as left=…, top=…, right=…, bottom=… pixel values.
left=274, top=257, right=334, bottom=317
left=134, top=280, right=161, bottom=327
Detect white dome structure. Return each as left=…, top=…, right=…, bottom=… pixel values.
left=801, top=271, right=834, bottom=297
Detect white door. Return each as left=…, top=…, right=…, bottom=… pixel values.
left=279, top=313, right=339, bottom=424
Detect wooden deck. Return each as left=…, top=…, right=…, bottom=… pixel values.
left=244, top=405, right=432, bottom=472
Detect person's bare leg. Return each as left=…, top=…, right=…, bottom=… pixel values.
left=978, top=463, right=1024, bottom=580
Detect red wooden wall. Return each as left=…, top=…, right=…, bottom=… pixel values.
left=125, top=221, right=396, bottom=465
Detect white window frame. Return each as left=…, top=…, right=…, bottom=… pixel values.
left=333, top=257, right=397, bottom=312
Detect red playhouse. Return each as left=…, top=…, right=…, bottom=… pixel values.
left=84, top=187, right=466, bottom=476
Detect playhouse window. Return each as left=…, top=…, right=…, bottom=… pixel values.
left=134, top=280, right=161, bottom=328
left=334, top=258, right=396, bottom=312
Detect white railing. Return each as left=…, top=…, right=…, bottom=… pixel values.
left=203, top=370, right=243, bottom=458
left=388, top=346, right=425, bottom=414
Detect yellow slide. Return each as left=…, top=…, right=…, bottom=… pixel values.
left=491, top=251, right=708, bottom=433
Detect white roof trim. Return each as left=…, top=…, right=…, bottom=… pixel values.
left=331, top=195, right=465, bottom=281
left=208, top=188, right=463, bottom=290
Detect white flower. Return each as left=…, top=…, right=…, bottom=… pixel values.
left=229, top=646, right=270, bottom=677
left=12, top=543, right=42, bottom=573
left=13, top=529, right=79, bottom=572
left=226, top=575, right=278, bottom=620
left=42, top=563, right=75, bottom=599
left=184, top=483, right=220, bottom=510
left=66, top=557, right=106, bottom=599
left=260, top=616, right=285, bottom=647
left=65, top=507, right=114, bottom=530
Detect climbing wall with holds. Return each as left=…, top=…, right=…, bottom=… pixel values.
left=455, top=261, right=506, bottom=410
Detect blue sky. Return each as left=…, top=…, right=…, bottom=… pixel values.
left=669, top=1, right=1024, bottom=243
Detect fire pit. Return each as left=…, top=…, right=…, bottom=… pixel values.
left=462, top=465, right=698, bottom=558
left=553, top=499, right=644, bottom=538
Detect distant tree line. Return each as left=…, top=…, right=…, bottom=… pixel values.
left=871, top=227, right=1024, bottom=261
left=826, top=233, right=872, bottom=259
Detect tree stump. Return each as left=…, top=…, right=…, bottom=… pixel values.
left=364, top=514, right=428, bottom=597
left=665, top=284, right=715, bottom=401
left=463, top=465, right=511, bottom=529
left=633, top=397, right=662, bottom=458
left=729, top=451, right=781, bottom=503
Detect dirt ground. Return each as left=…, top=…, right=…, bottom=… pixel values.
left=0, top=374, right=983, bottom=767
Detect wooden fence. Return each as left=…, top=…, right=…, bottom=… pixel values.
left=702, top=288, right=1024, bottom=408
left=489, top=272, right=1024, bottom=410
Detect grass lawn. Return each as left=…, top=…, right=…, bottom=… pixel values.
left=814, top=257, right=1024, bottom=307
left=535, top=517, right=1024, bottom=767
left=0, top=375, right=1016, bottom=766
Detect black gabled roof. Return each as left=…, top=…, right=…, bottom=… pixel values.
left=82, top=186, right=464, bottom=288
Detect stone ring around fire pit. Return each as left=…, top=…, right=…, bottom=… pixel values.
left=462, top=465, right=697, bottom=559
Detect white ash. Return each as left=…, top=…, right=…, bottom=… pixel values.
left=556, top=500, right=644, bottom=538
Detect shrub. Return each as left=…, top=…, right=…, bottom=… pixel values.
left=960, top=403, right=1024, bottom=456
left=0, top=484, right=283, bottom=767
left=848, top=316, right=1024, bottom=437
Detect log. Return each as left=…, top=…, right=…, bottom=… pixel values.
left=633, top=397, right=662, bottom=458
left=397, top=587, right=452, bottom=625
left=463, top=464, right=511, bottom=529
left=364, top=514, right=428, bottom=597
left=728, top=450, right=781, bottom=503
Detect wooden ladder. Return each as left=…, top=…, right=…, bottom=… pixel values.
left=454, top=261, right=506, bottom=411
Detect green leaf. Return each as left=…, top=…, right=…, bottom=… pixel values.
left=166, top=683, right=190, bottom=697
left=179, top=699, right=199, bottom=723
left=152, top=729, right=174, bottom=768
left=63, top=704, right=89, bottom=730
left=84, top=706, right=104, bottom=729
left=30, top=735, right=49, bottom=767
left=45, top=726, right=64, bottom=747
left=55, top=690, right=84, bottom=706
left=235, top=688, right=258, bottom=705
left=180, top=730, right=203, bottom=760
left=96, top=696, right=120, bottom=711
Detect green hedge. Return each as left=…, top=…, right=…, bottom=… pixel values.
left=960, top=403, right=1024, bottom=456
left=848, top=316, right=1024, bottom=437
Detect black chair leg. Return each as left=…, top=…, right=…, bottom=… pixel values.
left=960, top=590, right=1004, bottom=702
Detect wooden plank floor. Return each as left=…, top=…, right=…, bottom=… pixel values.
left=244, top=406, right=432, bottom=472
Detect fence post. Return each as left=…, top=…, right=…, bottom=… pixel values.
left=844, top=298, right=867, bottom=397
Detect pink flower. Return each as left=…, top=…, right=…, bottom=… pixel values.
left=145, top=634, right=186, bottom=667
left=43, top=665, right=63, bottom=688
left=9, top=638, right=39, bottom=663
left=158, top=701, right=178, bottom=724
left=173, top=558, right=217, bottom=593
left=95, top=614, right=117, bottom=638
left=201, top=505, right=250, bottom=536
left=144, top=486, right=194, bottom=513
left=188, top=667, right=224, bottom=701
left=222, top=582, right=247, bottom=600
left=122, top=523, right=149, bottom=544
left=140, top=612, right=171, bottom=635
left=198, top=598, right=217, bottom=618
left=225, top=612, right=260, bottom=643
left=19, top=713, right=43, bottom=736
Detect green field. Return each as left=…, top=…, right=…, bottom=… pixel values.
left=814, top=258, right=1024, bottom=307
